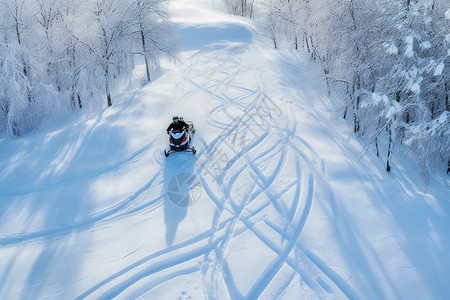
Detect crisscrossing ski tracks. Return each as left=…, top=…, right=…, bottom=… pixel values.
left=177, top=48, right=354, bottom=298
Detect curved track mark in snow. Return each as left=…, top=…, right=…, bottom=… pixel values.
left=0, top=171, right=161, bottom=246
left=245, top=170, right=314, bottom=299
left=0, top=143, right=154, bottom=197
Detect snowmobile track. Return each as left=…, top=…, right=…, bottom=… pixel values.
left=72, top=46, right=352, bottom=299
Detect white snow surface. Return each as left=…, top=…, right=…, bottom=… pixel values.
left=1, top=1, right=449, bottom=299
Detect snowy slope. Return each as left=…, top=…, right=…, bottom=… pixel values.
left=1, top=0, right=449, bottom=299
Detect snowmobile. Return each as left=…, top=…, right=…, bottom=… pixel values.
left=164, top=119, right=196, bottom=157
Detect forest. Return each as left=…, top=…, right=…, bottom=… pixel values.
left=225, top=0, right=449, bottom=177
left=0, top=0, right=176, bottom=135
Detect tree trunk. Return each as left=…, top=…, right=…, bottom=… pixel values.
left=77, top=94, right=82, bottom=109
left=70, top=94, right=76, bottom=109
left=105, top=67, right=112, bottom=107
left=375, top=137, right=379, bottom=157
left=324, top=65, right=330, bottom=96
left=445, top=82, right=449, bottom=111
left=376, top=119, right=380, bottom=157
left=386, top=121, right=392, bottom=172
left=353, top=76, right=361, bottom=133
left=14, top=12, right=31, bottom=103
left=431, top=102, right=435, bottom=120
left=310, top=36, right=316, bottom=60
left=107, top=92, right=112, bottom=107
left=304, top=32, right=310, bottom=53
left=248, top=1, right=254, bottom=18
left=140, top=29, right=151, bottom=82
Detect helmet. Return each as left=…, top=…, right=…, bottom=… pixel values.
left=173, top=116, right=179, bottom=123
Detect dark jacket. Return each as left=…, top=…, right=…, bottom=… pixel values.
left=167, top=120, right=188, bottom=132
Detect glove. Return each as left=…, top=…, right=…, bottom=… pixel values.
left=166, top=130, right=170, bottom=135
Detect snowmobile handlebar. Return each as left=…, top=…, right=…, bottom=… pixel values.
left=167, top=127, right=188, bottom=134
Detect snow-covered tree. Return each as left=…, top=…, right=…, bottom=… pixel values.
left=0, top=44, right=33, bottom=135
left=80, top=0, right=136, bottom=107
left=0, top=0, right=176, bottom=135
left=224, top=0, right=255, bottom=18
left=260, top=0, right=285, bottom=49
left=133, top=0, right=178, bottom=82
left=232, top=0, right=449, bottom=176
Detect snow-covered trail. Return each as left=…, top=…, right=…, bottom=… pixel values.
left=1, top=0, right=449, bottom=299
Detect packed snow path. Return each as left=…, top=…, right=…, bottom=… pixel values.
left=0, top=0, right=449, bottom=299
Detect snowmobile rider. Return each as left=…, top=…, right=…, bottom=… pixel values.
left=167, top=116, right=188, bottom=134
